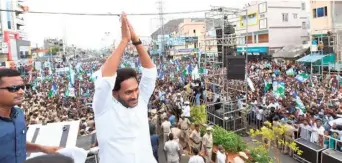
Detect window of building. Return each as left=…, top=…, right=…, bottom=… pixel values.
left=324, top=6, right=328, bottom=16
left=259, top=18, right=267, bottom=29
left=301, top=2, right=306, bottom=10
left=282, top=13, right=288, bottom=22
left=302, top=22, right=306, bottom=29
left=314, top=6, right=328, bottom=18
left=293, top=13, right=298, bottom=19
left=258, top=34, right=269, bottom=43
left=258, top=2, right=267, bottom=13
left=317, top=7, right=324, bottom=17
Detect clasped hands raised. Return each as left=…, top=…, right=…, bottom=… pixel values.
left=121, top=12, right=139, bottom=43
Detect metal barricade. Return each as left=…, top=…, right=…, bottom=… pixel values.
left=85, top=154, right=99, bottom=163
left=245, top=105, right=268, bottom=131
left=296, top=126, right=342, bottom=152
left=206, top=102, right=247, bottom=132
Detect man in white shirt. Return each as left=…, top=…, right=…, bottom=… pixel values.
left=92, top=13, right=157, bottom=163
left=310, top=119, right=325, bottom=144
left=164, top=133, right=182, bottom=163
left=216, top=145, right=227, bottom=163
left=182, top=101, right=191, bottom=118
left=188, top=148, right=205, bottom=163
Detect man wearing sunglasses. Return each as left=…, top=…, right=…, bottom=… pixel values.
left=0, top=68, right=61, bottom=163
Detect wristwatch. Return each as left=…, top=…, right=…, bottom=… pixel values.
left=132, top=39, right=142, bottom=46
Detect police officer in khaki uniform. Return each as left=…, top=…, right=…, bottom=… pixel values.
left=178, top=116, right=191, bottom=150
left=202, top=127, right=213, bottom=163
left=190, top=124, right=202, bottom=153
left=161, top=117, right=171, bottom=144
left=284, top=121, right=296, bottom=155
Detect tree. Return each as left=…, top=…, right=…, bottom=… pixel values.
left=248, top=121, right=303, bottom=163
left=49, top=46, right=59, bottom=55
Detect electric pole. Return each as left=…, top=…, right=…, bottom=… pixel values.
left=156, top=0, right=165, bottom=62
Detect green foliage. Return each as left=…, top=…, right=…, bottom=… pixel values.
left=247, top=144, right=273, bottom=163
left=49, top=46, right=60, bottom=55
left=249, top=121, right=303, bottom=163
left=190, top=105, right=207, bottom=125
left=199, top=125, right=206, bottom=137
left=212, top=125, right=247, bottom=153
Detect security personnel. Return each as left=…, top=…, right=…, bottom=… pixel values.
left=190, top=124, right=202, bottom=153
left=178, top=116, right=191, bottom=149
left=0, top=69, right=60, bottom=163
left=202, top=127, right=213, bottom=163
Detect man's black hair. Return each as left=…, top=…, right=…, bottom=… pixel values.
left=192, top=147, right=199, bottom=155
left=0, top=68, right=21, bottom=84
left=168, top=133, right=174, bottom=140
left=113, top=68, right=138, bottom=91
left=24, top=154, right=74, bottom=163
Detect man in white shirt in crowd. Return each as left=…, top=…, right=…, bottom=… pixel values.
left=310, top=119, right=325, bottom=144
left=164, top=133, right=182, bottom=163
left=216, top=145, right=227, bottom=163
left=188, top=148, right=205, bottom=163
left=182, top=101, right=191, bottom=118
left=92, top=13, right=157, bottom=163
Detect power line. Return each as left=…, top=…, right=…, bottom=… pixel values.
left=0, top=9, right=209, bottom=16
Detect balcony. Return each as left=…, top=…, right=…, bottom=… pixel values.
left=16, top=17, right=25, bottom=26
left=18, top=30, right=28, bottom=39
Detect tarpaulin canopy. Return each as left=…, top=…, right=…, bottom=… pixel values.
left=273, top=45, right=310, bottom=58
left=296, top=54, right=327, bottom=63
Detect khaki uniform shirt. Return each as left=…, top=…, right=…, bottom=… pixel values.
left=202, top=133, right=213, bottom=148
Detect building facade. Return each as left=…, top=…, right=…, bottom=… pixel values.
left=309, top=1, right=342, bottom=60
left=236, top=1, right=309, bottom=55
left=310, top=1, right=342, bottom=35
left=44, top=38, right=64, bottom=56
left=150, top=18, right=206, bottom=58
left=0, top=0, right=30, bottom=64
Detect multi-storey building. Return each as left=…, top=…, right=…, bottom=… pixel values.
left=310, top=1, right=342, bottom=60
left=44, top=38, right=64, bottom=56
left=151, top=18, right=206, bottom=58
left=0, top=0, right=30, bottom=64
left=235, top=1, right=309, bottom=55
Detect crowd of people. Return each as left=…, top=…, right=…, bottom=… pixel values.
left=5, top=54, right=342, bottom=163
left=2, top=13, right=342, bottom=163
left=247, top=59, right=342, bottom=153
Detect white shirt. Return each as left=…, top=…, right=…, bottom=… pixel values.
left=216, top=150, right=226, bottom=163
left=182, top=105, right=191, bottom=117
left=310, top=123, right=325, bottom=143
left=188, top=155, right=205, bottom=163
left=92, top=66, right=157, bottom=163
left=164, top=140, right=180, bottom=162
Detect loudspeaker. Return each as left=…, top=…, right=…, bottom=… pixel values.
left=226, top=56, right=245, bottom=80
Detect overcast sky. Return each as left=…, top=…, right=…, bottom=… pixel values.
left=24, top=0, right=308, bottom=49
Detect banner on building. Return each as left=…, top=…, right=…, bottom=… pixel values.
left=184, top=37, right=198, bottom=43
